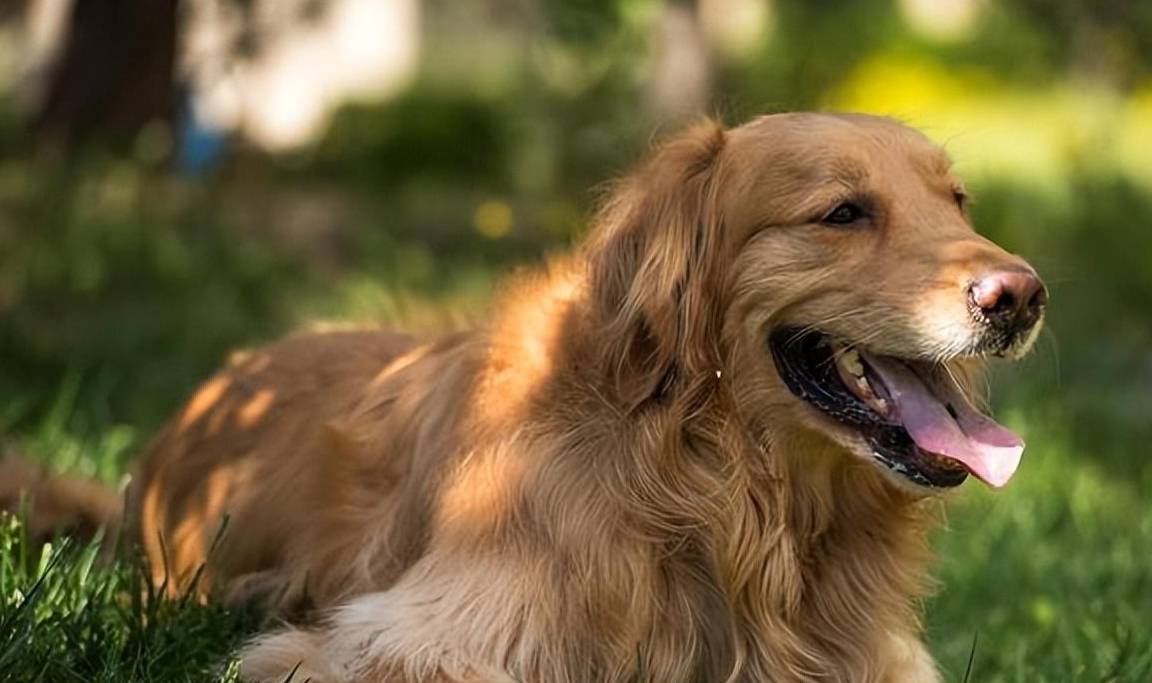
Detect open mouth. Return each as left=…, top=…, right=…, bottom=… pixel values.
left=768, top=328, right=1024, bottom=489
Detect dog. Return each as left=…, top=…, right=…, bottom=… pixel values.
left=132, top=113, right=1047, bottom=682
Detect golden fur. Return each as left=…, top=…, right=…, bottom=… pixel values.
left=132, top=113, right=1042, bottom=682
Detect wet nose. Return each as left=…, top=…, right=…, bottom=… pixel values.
left=969, top=269, right=1048, bottom=331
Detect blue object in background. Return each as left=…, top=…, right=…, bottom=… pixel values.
left=177, top=95, right=227, bottom=175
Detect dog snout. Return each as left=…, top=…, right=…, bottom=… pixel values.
left=969, top=268, right=1048, bottom=335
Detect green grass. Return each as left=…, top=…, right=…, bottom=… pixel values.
left=2, top=131, right=1151, bottom=683
left=2, top=382, right=1150, bottom=682
left=0, top=513, right=254, bottom=682
left=928, top=405, right=1152, bottom=682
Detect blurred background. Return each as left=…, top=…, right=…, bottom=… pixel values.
left=0, top=0, right=1149, bottom=679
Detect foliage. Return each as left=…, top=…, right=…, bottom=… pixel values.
left=0, top=514, right=253, bottom=682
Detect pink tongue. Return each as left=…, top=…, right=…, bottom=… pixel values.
left=861, top=354, right=1024, bottom=488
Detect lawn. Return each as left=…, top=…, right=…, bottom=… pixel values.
left=4, top=347, right=1151, bottom=682
left=4, top=405, right=1152, bottom=683
left=3, top=98, right=1152, bottom=680
left=2, top=177, right=1150, bottom=683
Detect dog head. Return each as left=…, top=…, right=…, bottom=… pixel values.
left=588, top=113, right=1047, bottom=492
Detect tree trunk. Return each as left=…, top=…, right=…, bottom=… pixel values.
left=32, top=0, right=179, bottom=153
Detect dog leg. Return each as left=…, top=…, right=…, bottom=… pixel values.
left=240, top=580, right=524, bottom=683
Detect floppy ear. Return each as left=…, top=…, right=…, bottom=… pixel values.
left=586, top=120, right=727, bottom=409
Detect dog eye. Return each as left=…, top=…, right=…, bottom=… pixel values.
left=822, top=202, right=866, bottom=226
left=953, top=191, right=968, bottom=209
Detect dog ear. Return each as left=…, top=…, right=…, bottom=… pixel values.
left=586, top=120, right=727, bottom=409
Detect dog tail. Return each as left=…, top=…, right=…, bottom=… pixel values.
left=0, top=449, right=123, bottom=548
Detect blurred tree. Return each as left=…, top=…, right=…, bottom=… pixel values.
left=539, top=0, right=625, bottom=45
left=647, top=0, right=713, bottom=121
left=1008, top=0, right=1152, bottom=87
left=32, top=0, right=179, bottom=154
left=765, top=0, right=900, bottom=107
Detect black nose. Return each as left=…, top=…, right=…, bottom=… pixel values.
left=969, top=269, right=1048, bottom=333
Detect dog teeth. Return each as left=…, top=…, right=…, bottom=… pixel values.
left=841, top=349, right=865, bottom=377
left=839, top=350, right=871, bottom=389
left=836, top=348, right=871, bottom=392
left=836, top=348, right=891, bottom=417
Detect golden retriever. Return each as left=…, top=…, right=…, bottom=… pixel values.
left=132, top=113, right=1047, bottom=683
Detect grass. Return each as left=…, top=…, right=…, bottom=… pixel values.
left=2, top=385, right=1150, bottom=682
left=0, top=514, right=253, bottom=682
left=2, top=141, right=1151, bottom=682
left=928, top=406, right=1152, bottom=682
